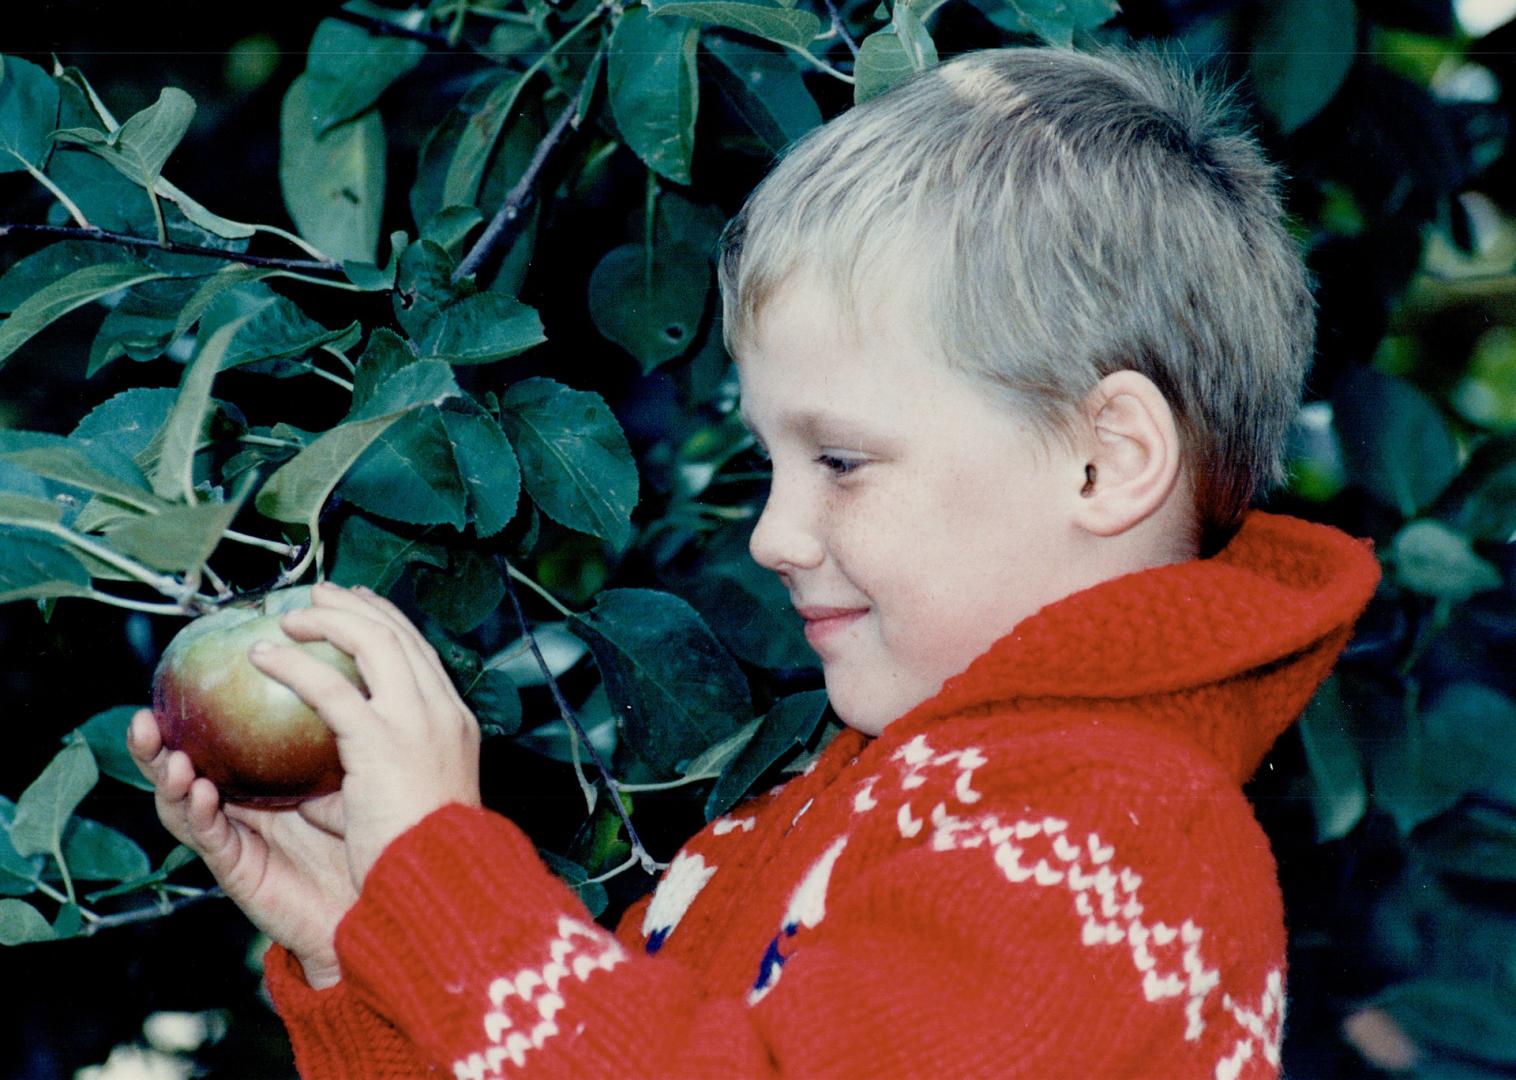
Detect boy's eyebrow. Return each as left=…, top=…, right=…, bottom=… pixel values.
left=737, top=406, right=879, bottom=447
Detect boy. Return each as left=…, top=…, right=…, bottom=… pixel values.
left=129, top=46, right=1380, bottom=1077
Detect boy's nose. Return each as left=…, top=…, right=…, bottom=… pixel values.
left=749, top=482, right=824, bottom=573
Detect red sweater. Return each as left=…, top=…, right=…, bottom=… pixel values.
left=265, top=511, right=1379, bottom=1078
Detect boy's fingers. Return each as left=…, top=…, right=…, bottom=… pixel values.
left=281, top=606, right=464, bottom=715
left=274, top=608, right=418, bottom=698
left=311, top=584, right=427, bottom=649
left=128, top=709, right=165, bottom=774
left=247, top=641, right=382, bottom=738
left=296, top=793, right=346, bottom=836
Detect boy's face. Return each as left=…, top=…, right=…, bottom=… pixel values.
left=737, top=277, right=1097, bottom=735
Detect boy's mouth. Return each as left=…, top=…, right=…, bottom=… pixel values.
left=795, top=605, right=868, bottom=646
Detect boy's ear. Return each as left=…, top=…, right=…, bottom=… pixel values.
left=1069, top=371, right=1184, bottom=537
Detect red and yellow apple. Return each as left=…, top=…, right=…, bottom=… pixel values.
left=151, top=586, right=363, bottom=807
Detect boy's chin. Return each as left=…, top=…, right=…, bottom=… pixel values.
left=825, top=676, right=914, bottom=738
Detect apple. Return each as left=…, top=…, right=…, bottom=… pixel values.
left=151, top=586, right=364, bottom=807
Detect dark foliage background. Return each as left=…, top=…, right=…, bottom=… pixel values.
left=2, top=0, right=1515, bottom=1076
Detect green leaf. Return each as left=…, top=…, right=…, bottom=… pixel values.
left=465, top=669, right=523, bottom=737
left=392, top=240, right=464, bottom=340
left=0, top=530, right=92, bottom=603
left=1249, top=0, right=1356, bottom=133
left=971, top=0, right=1119, bottom=46
left=539, top=851, right=608, bottom=918
left=892, top=1, right=937, bottom=74
left=0, top=55, right=60, bottom=173
left=442, top=71, right=531, bottom=209
left=104, top=497, right=246, bottom=574
left=415, top=549, right=505, bottom=633
left=199, top=281, right=360, bottom=373
left=1415, top=804, right=1516, bottom=883
left=0, top=899, right=55, bottom=945
left=72, top=390, right=180, bottom=469
left=0, top=434, right=160, bottom=512
left=1421, top=682, right=1516, bottom=806
left=75, top=705, right=155, bottom=792
left=1375, top=979, right=1516, bottom=1065
left=152, top=309, right=255, bottom=500
left=1297, top=677, right=1367, bottom=841
left=707, top=690, right=829, bottom=818
left=680, top=717, right=762, bottom=780
left=10, top=734, right=98, bottom=860
left=279, top=73, right=386, bottom=263
left=648, top=0, right=821, bottom=49
left=0, top=798, right=43, bottom=896
left=341, top=379, right=516, bottom=535
left=1437, top=432, right=1516, bottom=543
left=1333, top=368, right=1460, bottom=517
left=352, top=328, right=418, bottom=411
left=57, top=817, right=150, bottom=883
left=53, top=86, right=196, bottom=188
left=500, top=378, right=639, bottom=549
left=0, top=262, right=168, bottom=368
left=1391, top=520, right=1502, bottom=603
left=305, top=16, right=425, bottom=135
left=442, top=406, right=520, bottom=537
left=329, top=514, right=448, bottom=592
left=421, top=206, right=484, bottom=257
left=257, top=390, right=457, bottom=526
left=0, top=241, right=111, bottom=313
left=419, top=292, right=546, bottom=365
left=608, top=8, right=700, bottom=184
left=703, top=36, right=821, bottom=151
left=854, top=31, right=916, bottom=103
left=571, top=588, right=751, bottom=776
left=85, top=844, right=197, bottom=903
left=587, top=243, right=710, bottom=373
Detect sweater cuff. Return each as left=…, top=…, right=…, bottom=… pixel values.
left=264, top=943, right=437, bottom=1077
left=334, top=803, right=597, bottom=1051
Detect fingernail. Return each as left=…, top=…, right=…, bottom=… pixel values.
left=249, top=641, right=272, bottom=658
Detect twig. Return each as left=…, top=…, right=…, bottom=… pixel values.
left=452, top=6, right=609, bottom=283
left=453, top=90, right=578, bottom=284
left=82, top=887, right=225, bottom=936
left=499, top=557, right=664, bottom=875
left=0, top=223, right=341, bottom=274
left=822, top=0, right=861, bottom=57
left=328, top=7, right=458, bottom=48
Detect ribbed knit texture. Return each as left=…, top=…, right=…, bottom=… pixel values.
left=266, top=511, right=1379, bottom=1079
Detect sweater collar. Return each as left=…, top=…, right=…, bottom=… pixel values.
left=872, top=512, right=1381, bottom=784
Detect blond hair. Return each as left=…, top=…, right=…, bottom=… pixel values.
left=718, top=46, right=1314, bottom=550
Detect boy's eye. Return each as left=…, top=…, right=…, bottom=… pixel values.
left=816, top=453, right=865, bottom=476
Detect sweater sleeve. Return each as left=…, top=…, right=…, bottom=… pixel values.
left=263, top=941, right=445, bottom=1077
left=278, top=801, right=1282, bottom=1079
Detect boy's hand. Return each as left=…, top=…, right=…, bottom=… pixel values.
left=128, top=710, right=356, bottom=989
left=247, top=583, right=483, bottom=890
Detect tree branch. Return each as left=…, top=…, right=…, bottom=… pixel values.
left=498, top=557, right=664, bottom=875
left=822, top=0, right=861, bottom=57
left=453, top=94, right=579, bottom=284
left=81, top=887, right=225, bottom=936
left=327, top=7, right=459, bottom=48
left=0, top=223, right=341, bottom=274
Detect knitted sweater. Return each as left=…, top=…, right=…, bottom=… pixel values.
left=265, top=511, right=1380, bottom=1079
